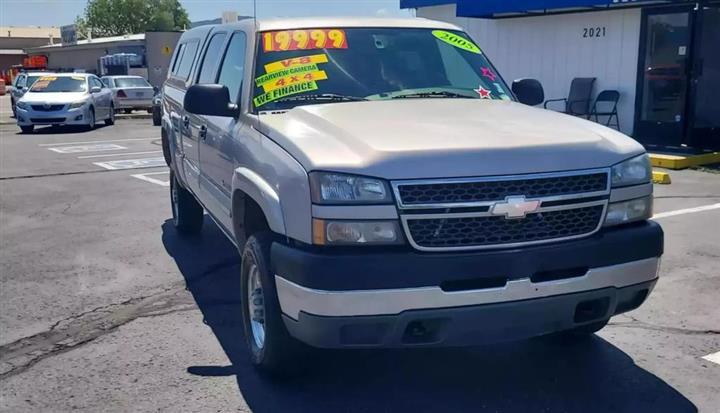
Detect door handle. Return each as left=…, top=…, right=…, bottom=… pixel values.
left=199, top=125, right=208, bottom=140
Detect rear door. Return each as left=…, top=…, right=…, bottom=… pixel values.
left=167, top=40, right=202, bottom=194
left=90, top=76, right=111, bottom=118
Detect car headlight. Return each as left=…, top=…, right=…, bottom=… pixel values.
left=611, top=154, right=651, bottom=187
left=309, top=172, right=392, bottom=204
left=69, top=101, right=87, bottom=109
left=312, top=219, right=403, bottom=245
left=604, top=196, right=653, bottom=227
left=16, top=101, right=28, bottom=110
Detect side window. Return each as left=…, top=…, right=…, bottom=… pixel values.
left=91, top=77, right=103, bottom=89
left=197, top=33, right=228, bottom=84
left=175, top=40, right=199, bottom=80
left=217, top=32, right=247, bottom=104
left=101, top=78, right=113, bottom=88
left=15, top=75, right=26, bottom=88
left=170, top=43, right=186, bottom=74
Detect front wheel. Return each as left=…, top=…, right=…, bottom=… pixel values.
left=170, top=171, right=204, bottom=235
left=85, top=108, right=95, bottom=131
left=241, top=233, right=303, bottom=376
left=20, top=125, right=34, bottom=134
left=105, top=105, right=115, bottom=125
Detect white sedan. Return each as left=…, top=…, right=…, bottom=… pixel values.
left=15, top=73, right=115, bottom=133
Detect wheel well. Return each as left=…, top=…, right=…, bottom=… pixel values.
left=232, top=191, right=270, bottom=247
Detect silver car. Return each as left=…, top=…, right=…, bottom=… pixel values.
left=15, top=73, right=115, bottom=133
left=10, top=72, right=55, bottom=117
left=101, top=75, right=155, bottom=113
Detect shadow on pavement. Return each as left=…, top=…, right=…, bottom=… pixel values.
left=16, top=124, right=111, bottom=135
left=161, top=218, right=696, bottom=413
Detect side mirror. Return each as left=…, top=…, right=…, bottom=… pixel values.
left=184, top=84, right=239, bottom=117
left=90, top=86, right=102, bottom=93
left=512, top=78, right=544, bottom=106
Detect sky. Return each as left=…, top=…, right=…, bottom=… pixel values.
left=0, top=0, right=413, bottom=28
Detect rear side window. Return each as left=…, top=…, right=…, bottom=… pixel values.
left=174, top=40, right=199, bottom=80
left=197, top=33, right=228, bottom=84
left=217, top=32, right=247, bottom=103
left=171, top=43, right=186, bottom=74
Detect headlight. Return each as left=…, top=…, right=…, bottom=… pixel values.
left=611, top=154, right=651, bottom=187
left=16, top=101, right=28, bottom=110
left=69, top=101, right=86, bottom=109
left=309, top=172, right=392, bottom=204
left=604, top=196, right=653, bottom=227
left=312, top=219, right=403, bottom=245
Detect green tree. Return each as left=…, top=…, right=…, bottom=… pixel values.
left=75, top=0, right=190, bottom=38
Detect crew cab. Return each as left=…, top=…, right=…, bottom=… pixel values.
left=160, top=17, right=663, bottom=374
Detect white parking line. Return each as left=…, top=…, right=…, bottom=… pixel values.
left=652, top=203, right=720, bottom=220
left=47, top=144, right=127, bottom=154
left=702, top=351, right=720, bottom=366
left=93, top=157, right=166, bottom=170
left=38, top=138, right=153, bottom=147
left=131, top=171, right=170, bottom=187
left=78, top=150, right=162, bottom=159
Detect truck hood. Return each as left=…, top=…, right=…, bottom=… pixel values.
left=20, top=91, right=87, bottom=104
left=259, top=99, right=644, bottom=180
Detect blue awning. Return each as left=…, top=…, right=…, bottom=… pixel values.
left=400, top=0, right=689, bottom=18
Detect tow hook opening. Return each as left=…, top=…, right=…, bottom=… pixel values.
left=402, top=318, right=447, bottom=345
left=574, top=297, right=610, bottom=323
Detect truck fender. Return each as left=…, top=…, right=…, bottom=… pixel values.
left=232, top=167, right=286, bottom=236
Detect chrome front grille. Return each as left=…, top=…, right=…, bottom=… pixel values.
left=393, top=169, right=610, bottom=251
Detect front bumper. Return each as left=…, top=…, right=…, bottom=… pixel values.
left=272, top=221, right=663, bottom=348
left=16, top=106, right=89, bottom=126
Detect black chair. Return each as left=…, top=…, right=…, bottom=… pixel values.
left=590, top=90, right=620, bottom=130
left=544, top=77, right=596, bottom=118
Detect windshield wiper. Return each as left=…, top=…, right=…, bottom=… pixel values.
left=274, top=93, right=368, bottom=104
left=390, top=91, right=473, bottom=99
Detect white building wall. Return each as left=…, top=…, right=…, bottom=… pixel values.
left=418, top=5, right=641, bottom=135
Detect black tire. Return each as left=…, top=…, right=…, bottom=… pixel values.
left=170, top=171, right=204, bottom=235
left=241, top=232, right=303, bottom=376
left=152, top=106, right=161, bottom=126
left=20, top=125, right=34, bottom=134
left=124, top=108, right=132, bottom=114
left=105, top=105, right=115, bottom=125
left=85, top=107, right=95, bottom=131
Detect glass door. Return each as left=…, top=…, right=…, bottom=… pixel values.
left=688, top=5, right=720, bottom=151
left=635, top=8, right=692, bottom=148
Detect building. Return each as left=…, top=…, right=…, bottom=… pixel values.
left=25, top=31, right=182, bottom=88
left=402, top=0, right=720, bottom=152
left=0, top=26, right=59, bottom=73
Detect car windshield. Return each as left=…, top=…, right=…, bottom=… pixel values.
left=253, top=27, right=512, bottom=111
left=114, top=77, right=151, bottom=88
left=30, top=76, right=87, bottom=93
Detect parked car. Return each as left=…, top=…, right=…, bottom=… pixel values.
left=15, top=73, right=115, bottom=133
left=10, top=72, right=55, bottom=117
left=101, top=75, right=155, bottom=113
left=162, top=18, right=662, bottom=375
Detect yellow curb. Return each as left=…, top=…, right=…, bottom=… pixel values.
left=649, top=152, right=720, bottom=170
left=652, top=170, right=671, bottom=184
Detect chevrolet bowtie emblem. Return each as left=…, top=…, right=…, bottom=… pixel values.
left=491, top=196, right=541, bottom=219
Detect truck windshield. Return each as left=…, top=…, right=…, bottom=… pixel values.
left=30, top=76, right=87, bottom=93
left=253, top=27, right=512, bottom=111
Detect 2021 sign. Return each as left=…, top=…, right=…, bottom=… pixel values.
left=583, top=26, right=607, bottom=38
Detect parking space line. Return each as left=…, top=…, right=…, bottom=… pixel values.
left=702, top=351, right=720, bottom=366
left=131, top=171, right=170, bottom=187
left=78, top=150, right=162, bottom=159
left=652, top=203, right=720, bottom=220
left=47, top=144, right=128, bottom=154
left=38, top=138, right=154, bottom=147
left=93, top=157, right=167, bottom=170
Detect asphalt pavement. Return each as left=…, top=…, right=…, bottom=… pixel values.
left=0, top=95, right=719, bottom=412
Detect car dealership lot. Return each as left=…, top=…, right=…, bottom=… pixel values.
left=0, top=119, right=719, bottom=412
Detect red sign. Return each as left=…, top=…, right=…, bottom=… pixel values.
left=262, top=29, right=348, bottom=52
